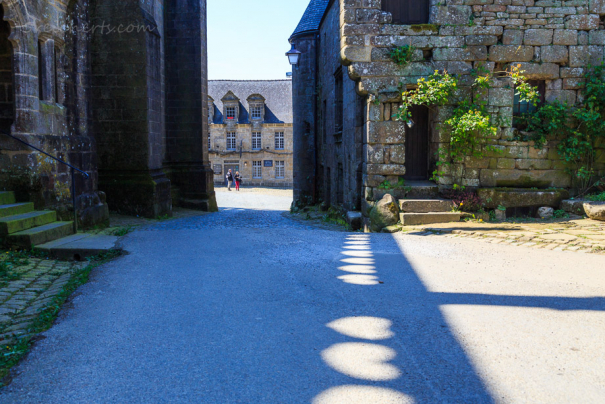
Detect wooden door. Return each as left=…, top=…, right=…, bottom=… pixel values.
left=404, top=105, right=429, bottom=181
left=382, top=0, right=430, bottom=25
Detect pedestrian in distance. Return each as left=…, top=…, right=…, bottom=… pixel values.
left=234, top=171, right=242, bottom=191
left=226, top=169, right=233, bottom=191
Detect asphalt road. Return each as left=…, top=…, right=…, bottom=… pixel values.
left=1, top=190, right=604, bottom=403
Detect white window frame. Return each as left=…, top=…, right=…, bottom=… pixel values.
left=252, top=132, right=262, bottom=150
left=252, top=161, right=262, bottom=179
left=226, top=132, right=236, bottom=150
left=276, top=161, right=285, bottom=179
left=275, top=132, right=284, bottom=150
left=251, top=105, right=263, bottom=120
left=226, top=106, right=236, bottom=120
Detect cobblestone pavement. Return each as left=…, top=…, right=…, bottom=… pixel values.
left=0, top=258, right=86, bottom=345
left=402, top=218, right=605, bottom=255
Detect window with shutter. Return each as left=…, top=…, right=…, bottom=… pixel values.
left=382, top=0, right=430, bottom=25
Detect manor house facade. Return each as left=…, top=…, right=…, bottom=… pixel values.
left=208, top=80, right=293, bottom=188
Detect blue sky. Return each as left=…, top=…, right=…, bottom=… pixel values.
left=207, top=0, right=311, bottom=80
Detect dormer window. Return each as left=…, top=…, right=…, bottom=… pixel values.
left=208, top=96, right=215, bottom=123
left=247, top=94, right=266, bottom=122
left=251, top=105, right=263, bottom=120
left=226, top=106, right=236, bottom=120
left=221, top=91, right=240, bottom=124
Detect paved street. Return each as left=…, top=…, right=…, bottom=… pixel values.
left=1, top=189, right=604, bottom=403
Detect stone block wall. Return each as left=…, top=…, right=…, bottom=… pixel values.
left=0, top=0, right=109, bottom=227
left=339, top=0, right=605, bottom=204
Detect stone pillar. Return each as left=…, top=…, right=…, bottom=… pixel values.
left=291, top=34, right=318, bottom=206
left=91, top=0, right=172, bottom=218
left=164, top=0, right=217, bottom=212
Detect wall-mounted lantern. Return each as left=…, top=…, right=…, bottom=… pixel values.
left=286, top=44, right=302, bottom=66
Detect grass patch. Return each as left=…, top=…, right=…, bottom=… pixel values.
left=112, top=226, right=134, bottom=237
left=0, top=250, right=122, bottom=385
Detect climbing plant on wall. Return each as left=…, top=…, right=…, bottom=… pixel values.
left=396, top=66, right=534, bottom=186
left=515, top=63, right=605, bottom=194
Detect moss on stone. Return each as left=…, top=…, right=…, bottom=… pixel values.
left=409, top=24, right=440, bottom=33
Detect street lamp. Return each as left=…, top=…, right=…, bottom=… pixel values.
left=286, top=43, right=302, bottom=66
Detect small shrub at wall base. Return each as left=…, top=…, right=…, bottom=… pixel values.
left=442, top=189, right=484, bottom=212
left=389, top=45, right=416, bottom=67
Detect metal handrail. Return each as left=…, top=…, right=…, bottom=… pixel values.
left=0, top=131, right=90, bottom=234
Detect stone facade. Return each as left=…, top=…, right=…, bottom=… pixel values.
left=0, top=0, right=216, bottom=225
left=291, top=0, right=605, bottom=216
left=208, top=81, right=293, bottom=188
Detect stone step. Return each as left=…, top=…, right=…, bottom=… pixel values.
left=399, top=199, right=455, bottom=213
left=7, top=221, right=74, bottom=249
left=0, top=211, right=57, bottom=235
left=400, top=212, right=461, bottom=226
left=0, top=203, right=34, bottom=218
left=37, top=234, right=120, bottom=261
left=0, top=191, right=16, bottom=205
left=405, top=181, right=440, bottom=199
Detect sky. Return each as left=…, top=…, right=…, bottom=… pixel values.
left=207, top=0, right=311, bottom=81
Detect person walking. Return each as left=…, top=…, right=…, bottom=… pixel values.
left=234, top=171, right=242, bottom=191
left=226, top=169, right=233, bottom=191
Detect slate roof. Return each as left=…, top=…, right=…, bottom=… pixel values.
left=290, top=0, right=330, bottom=39
left=208, top=80, right=293, bottom=125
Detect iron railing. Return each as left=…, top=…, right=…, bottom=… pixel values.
left=0, top=131, right=89, bottom=234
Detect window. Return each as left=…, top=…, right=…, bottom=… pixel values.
left=252, top=132, right=262, bottom=150
left=226, top=132, right=236, bottom=150
left=513, top=80, right=545, bottom=128
left=226, top=106, right=236, bottom=120
left=334, top=68, right=343, bottom=133
left=208, top=135, right=211, bottom=150
left=54, top=46, right=59, bottom=103
left=276, top=161, right=285, bottom=179
left=253, top=161, right=262, bottom=178
left=251, top=105, right=263, bottom=120
left=275, top=132, right=284, bottom=150
left=382, top=0, right=430, bottom=25
left=38, top=41, right=45, bottom=100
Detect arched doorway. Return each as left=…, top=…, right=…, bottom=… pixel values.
left=0, top=6, right=14, bottom=134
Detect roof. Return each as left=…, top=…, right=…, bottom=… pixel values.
left=208, top=80, right=293, bottom=125
left=290, top=0, right=330, bottom=39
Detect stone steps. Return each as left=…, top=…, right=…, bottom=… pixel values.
left=7, top=222, right=74, bottom=249
left=0, top=210, right=57, bottom=235
left=400, top=212, right=462, bottom=226
left=399, top=197, right=461, bottom=226
left=0, top=202, right=35, bottom=218
left=0, top=191, right=75, bottom=249
left=399, top=199, right=455, bottom=213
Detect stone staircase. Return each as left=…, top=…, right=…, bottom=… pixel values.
left=0, top=191, right=73, bottom=249
left=398, top=181, right=461, bottom=226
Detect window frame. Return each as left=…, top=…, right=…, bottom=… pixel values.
left=252, top=132, right=262, bottom=150
left=250, top=105, right=263, bottom=120
left=252, top=161, right=262, bottom=179
left=226, top=132, right=237, bottom=150
left=275, top=132, right=285, bottom=150
left=275, top=161, right=285, bottom=179
left=513, top=80, right=546, bottom=129
left=226, top=106, right=236, bottom=120
left=334, top=68, right=343, bottom=134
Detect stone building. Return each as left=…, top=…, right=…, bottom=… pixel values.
left=0, top=0, right=216, bottom=228
left=208, top=80, right=293, bottom=188
left=290, top=0, right=605, bottom=226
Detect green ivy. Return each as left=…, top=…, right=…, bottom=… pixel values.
left=515, top=63, right=605, bottom=194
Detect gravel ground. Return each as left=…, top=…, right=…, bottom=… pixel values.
left=1, top=190, right=604, bottom=403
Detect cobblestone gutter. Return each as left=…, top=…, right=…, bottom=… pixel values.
left=403, top=219, right=605, bottom=254
left=0, top=252, right=120, bottom=384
